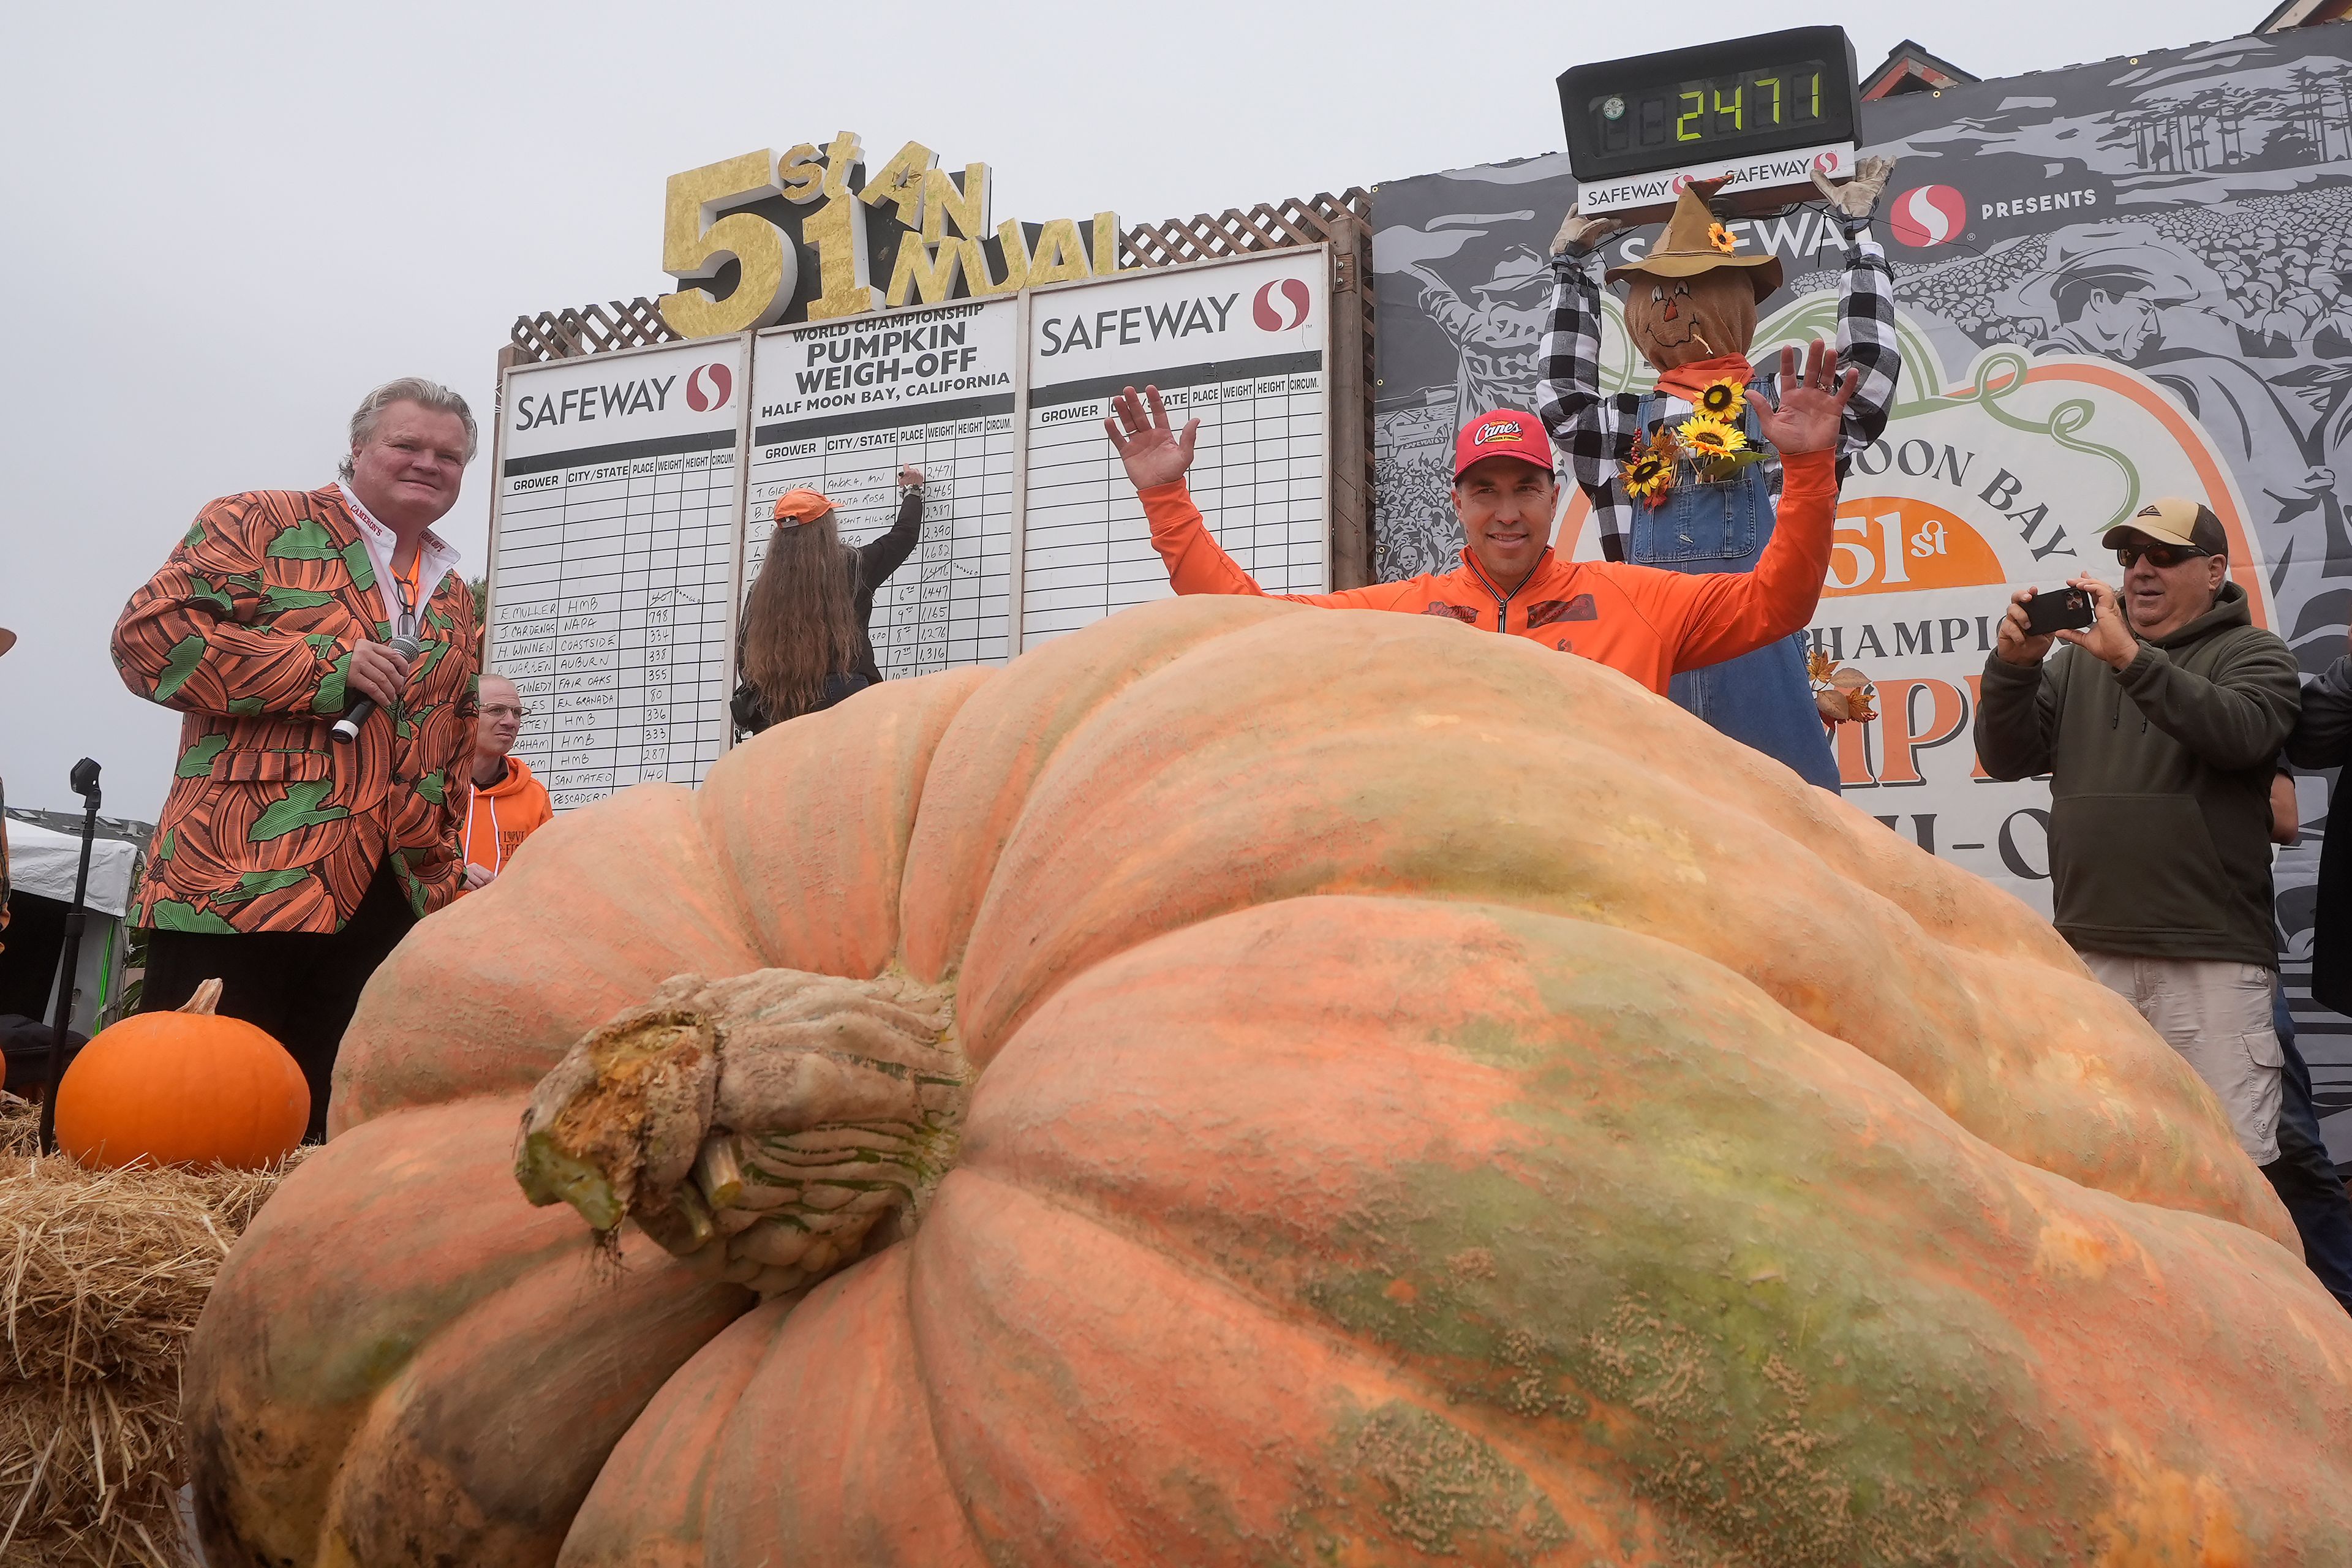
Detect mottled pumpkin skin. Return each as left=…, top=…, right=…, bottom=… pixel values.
left=187, top=597, right=2352, bottom=1567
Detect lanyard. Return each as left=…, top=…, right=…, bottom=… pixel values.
left=391, top=549, right=424, bottom=636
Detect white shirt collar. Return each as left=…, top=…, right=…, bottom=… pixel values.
left=338, top=481, right=462, bottom=630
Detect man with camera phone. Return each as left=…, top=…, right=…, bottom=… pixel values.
left=1976, top=499, right=2302, bottom=1195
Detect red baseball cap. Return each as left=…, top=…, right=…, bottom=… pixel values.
left=1452, top=410, right=1555, bottom=481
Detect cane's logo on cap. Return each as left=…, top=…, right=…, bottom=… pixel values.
left=1472, top=418, right=1526, bottom=446
left=684, top=363, right=733, bottom=413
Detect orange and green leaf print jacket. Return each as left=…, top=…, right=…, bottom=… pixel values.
left=111, top=486, right=479, bottom=935
left=1139, top=447, right=1840, bottom=697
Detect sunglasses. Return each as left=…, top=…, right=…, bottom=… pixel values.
left=2114, top=541, right=2210, bottom=570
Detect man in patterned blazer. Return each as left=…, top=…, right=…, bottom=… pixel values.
left=113, top=378, right=480, bottom=1138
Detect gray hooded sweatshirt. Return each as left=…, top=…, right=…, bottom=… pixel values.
left=1974, top=581, right=2299, bottom=967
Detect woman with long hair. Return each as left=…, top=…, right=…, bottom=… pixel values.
left=731, top=466, right=925, bottom=735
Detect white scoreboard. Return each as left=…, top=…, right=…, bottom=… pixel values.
left=745, top=298, right=1020, bottom=676
left=1021, top=251, right=1330, bottom=648
left=484, top=337, right=747, bottom=810
left=488, top=247, right=1332, bottom=809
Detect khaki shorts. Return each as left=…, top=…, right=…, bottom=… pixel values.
left=2083, top=952, right=2283, bottom=1166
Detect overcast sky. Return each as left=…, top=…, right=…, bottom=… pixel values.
left=0, top=0, right=2265, bottom=821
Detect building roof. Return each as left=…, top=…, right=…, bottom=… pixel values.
left=1861, top=39, right=1981, bottom=100
left=2260, top=0, right=2352, bottom=29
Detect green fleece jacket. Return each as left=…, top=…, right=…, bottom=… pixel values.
left=1974, top=582, right=2300, bottom=967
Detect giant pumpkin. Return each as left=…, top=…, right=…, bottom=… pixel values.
left=186, top=596, right=2352, bottom=1567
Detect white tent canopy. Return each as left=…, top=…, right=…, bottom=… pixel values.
left=6, top=816, right=138, bottom=918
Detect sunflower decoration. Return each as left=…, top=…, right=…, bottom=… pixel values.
left=1706, top=221, right=1739, bottom=255
left=1675, top=414, right=1747, bottom=462
left=1624, top=427, right=1678, bottom=507
left=1694, top=374, right=1747, bottom=421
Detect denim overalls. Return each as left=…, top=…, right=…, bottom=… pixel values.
left=1627, top=391, right=1840, bottom=792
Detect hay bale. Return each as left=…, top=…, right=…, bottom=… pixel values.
left=0, top=1093, right=303, bottom=1566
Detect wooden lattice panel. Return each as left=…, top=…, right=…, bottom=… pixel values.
left=1119, top=189, right=1371, bottom=269
left=509, top=299, right=680, bottom=364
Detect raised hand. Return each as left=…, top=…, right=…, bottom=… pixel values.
left=1104, top=385, right=1200, bottom=491
left=1550, top=203, right=1625, bottom=257
left=1754, top=339, right=1860, bottom=456
left=1812, top=154, right=1896, bottom=220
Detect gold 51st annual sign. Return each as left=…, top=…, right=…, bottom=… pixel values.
left=658, top=134, right=1125, bottom=339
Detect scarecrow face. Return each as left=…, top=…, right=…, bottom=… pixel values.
left=1623, top=269, right=1757, bottom=371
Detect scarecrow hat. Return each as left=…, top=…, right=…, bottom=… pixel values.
left=1606, top=177, right=1782, bottom=301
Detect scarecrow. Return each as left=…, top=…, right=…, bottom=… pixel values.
left=1536, top=160, right=1898, bottom=790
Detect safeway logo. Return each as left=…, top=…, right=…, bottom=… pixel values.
left=684, top=362, right=733, bottom=412
left=1890, top=185, right=1967, bottom=248
left=1252, top=277, right=1312, bottom=333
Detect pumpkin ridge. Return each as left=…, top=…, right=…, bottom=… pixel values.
left=897, top=595, right=1300, bottom=984
left=953, top=687, right=2286, bottom=1242
left=907, top=1164, right=1683, bottom=1561
left=693, top=668, right=990, bottom=978
left=928, top=1158, right=1788, bottom=1557
left=885, top=1240, right=998, bottom=1567
left=944, top=895, right=2338, bottom=1559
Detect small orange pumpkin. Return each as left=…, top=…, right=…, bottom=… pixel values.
left=56, top=978, right=309, bottom=1169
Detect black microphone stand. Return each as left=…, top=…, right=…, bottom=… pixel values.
left=37, top=758, right=102, bottom=1155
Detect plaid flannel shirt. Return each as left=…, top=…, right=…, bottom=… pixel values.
left=1534, top=217, right=1899, bottom=562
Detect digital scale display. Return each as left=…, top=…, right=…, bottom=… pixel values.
left=1586, top=61, right=1833, bottom=164
left=1559, top=27, right=1861, bottom=219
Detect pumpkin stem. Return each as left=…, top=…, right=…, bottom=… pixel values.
left=180, top=978, right=225, bottom=1016
left=514, top=968, right=963, bottom=1298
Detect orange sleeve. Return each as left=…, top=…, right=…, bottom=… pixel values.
left=1625, top=449, right=1838, bottom=673
left=1137, top=483, right=1428, bottom=611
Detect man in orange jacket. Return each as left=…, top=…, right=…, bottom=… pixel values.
left=1104, top=338, right=1857, bottom=700
left=459, top=672, right=552, bottom=891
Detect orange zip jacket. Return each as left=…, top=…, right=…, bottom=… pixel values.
left=1139, top=448, right=1839, bottom=696
left=460, top=755, right=552, bottom=884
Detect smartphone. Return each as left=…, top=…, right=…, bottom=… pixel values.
left=2021, top=588, right=2095, bottom=636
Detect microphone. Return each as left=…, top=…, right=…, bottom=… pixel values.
left=330, top=629, right=422, bottom=744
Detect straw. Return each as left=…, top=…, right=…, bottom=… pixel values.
left=0, top=1094, right=304, bottom=1566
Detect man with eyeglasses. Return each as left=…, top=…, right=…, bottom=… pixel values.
left=459, top=673, right=552, bottom=892
left=1978, top=499, right=2309, bottom=1229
